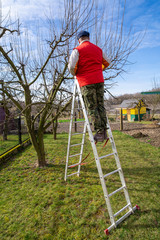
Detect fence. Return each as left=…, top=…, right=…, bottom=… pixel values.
left=0, top=115, right=29, bottom=157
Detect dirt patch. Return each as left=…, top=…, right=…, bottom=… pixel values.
left=131, top=132, right=148, bottom=138
left=111, top=122, right=160, bottom=148
left=54, top=121, right=160, bottom=148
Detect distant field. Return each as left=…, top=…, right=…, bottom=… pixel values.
left=58, top=118, right=84, bottom=123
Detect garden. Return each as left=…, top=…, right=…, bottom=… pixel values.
left=0, top=129, right=159, bottom=240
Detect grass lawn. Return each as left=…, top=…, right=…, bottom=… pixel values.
left=130, top=121, right=155, bottom=125
left=0, top=134, right=29, bottom=155
left=58, top=119, right=84, bottom=123
left=0, top=131, right=160, bottom=240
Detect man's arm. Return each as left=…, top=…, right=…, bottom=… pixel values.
left=68, top=49, right=79, bottom=76
left=102, top=52, right=111, bottom=70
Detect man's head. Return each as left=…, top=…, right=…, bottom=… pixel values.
left=77, top=30, right=90, bottom=44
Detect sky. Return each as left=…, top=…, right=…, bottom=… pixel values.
left=1, top=0, right=160, bottom=96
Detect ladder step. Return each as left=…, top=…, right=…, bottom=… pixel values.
left=103, top=168, right=121, bottom=178
left=69, top=153, right=82, bottom=158
left=114, top=203, right=131, bottom=217
left=106, top=207, right=136, bottom=232
left=67, top=171, right=79, bottom=177
left=99, top=152, right=115, bottom=159
left=72, top=132, right=85, bottom=135
left=70, top=143, right=83, bottom=147
left=108, top=186, right=125, bottom=197
left=116, top=209, right=133, bottom=226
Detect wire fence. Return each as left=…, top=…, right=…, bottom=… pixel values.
left=0, top=115, right=29, bottom=156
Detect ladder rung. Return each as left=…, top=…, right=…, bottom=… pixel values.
left=72, top=132, right=85, bottom=135
left=116, top=209, right=133, bottom=226
left=99, top=152, right=115, bottom=159
left=69, top=153, right=82, bottom=158
left=108, top=186, right=125, bottom=197
left=114, top=203, right=131, bottom=217
left=70, top=143, right=83, bottom=147
left=106, top=207, right=136, bottom=232
left=103, top=168, right=121, bottom=178
left=67, top=171, right=79, bottom=177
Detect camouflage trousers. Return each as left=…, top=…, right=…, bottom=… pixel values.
left=81, top=82, right=107, bottom=132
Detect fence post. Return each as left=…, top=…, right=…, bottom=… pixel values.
left=18, top=115, right=22, bottom=144
left=78, top=98, right=81, bottom=119
left=74, top=112, right=77, bottom=132
left=120, top=108, right=123, bottom=131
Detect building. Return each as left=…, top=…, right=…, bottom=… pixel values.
left=118, top=99, right=147, bottom=121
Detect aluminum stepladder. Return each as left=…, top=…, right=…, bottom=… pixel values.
left=64, top=78, right=139, bottom=235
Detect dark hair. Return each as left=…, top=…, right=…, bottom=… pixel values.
left=79, top=36, right=89, bottom=41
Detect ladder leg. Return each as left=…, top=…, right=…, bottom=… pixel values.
left=76, top=79, right=116, bottom=227
left=77, top=121, right=87, bottom=176
left=106, top=117, right=133, bottom=212
left=64, top=83, right=77, bottom=181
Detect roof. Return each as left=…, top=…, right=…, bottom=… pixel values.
left=118, top=99, right=143, bottom=109
left=141, top=91, right=160, bottom=95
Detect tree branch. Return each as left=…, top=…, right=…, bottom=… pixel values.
left=0, top=46, right=24, bottom=85
left=44, top=98, right=72, bottom=131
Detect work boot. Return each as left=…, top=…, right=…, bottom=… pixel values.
left=94, top=131, right=104, bottom=142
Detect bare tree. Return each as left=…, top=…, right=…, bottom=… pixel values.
left=136, top=99, right=146, bottom=122
left=0, top=0, right=143, bottom=167
left=0, top=0, right=94, bottom=167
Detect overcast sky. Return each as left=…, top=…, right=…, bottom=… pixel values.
left=1, top=0, right=160, bottom=96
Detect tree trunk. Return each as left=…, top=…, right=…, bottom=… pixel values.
left=1, top=80, right=8, bottom=141
left=138, top=108, right=141, bottom=122
left=24, top=85, right=47, bottom=167
left=29, top=129, right=47, bottom=167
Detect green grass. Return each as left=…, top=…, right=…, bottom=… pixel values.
left=58, top=118, right=84, bottom=123
left=136, top=121, right=156, bottom=124
left=137, top=121, right=153, bottom=124
left=0, top=132, right=160, bottom=240
left=0, top=134, right=29, bottom=155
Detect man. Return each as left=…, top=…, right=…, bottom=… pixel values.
left=68, top=30, right=110, bottom=142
